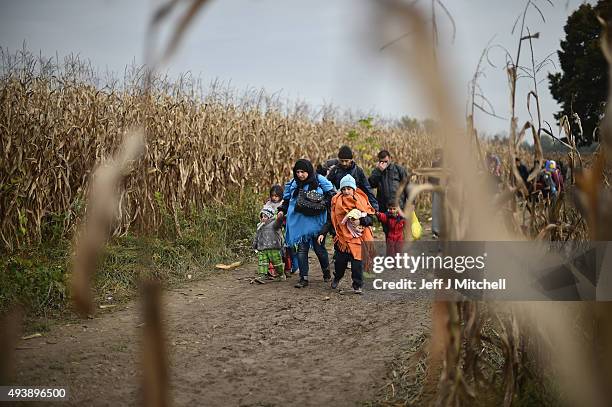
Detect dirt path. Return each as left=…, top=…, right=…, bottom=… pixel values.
left=13, top=240, right=431, bottom=406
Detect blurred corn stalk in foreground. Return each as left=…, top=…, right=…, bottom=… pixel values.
left=375, top=0, right=612, bottom=406
left=69, top=2, right=217, bottom=404
left=581, top=12, right=612, bottom=404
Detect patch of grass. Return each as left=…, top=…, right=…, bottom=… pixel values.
left=0, top=248, right=69, bottom=316
left=1, top=188, right=261, bottom=317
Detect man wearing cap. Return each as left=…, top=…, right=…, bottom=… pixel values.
left=327, top=145, right=379, bottom=211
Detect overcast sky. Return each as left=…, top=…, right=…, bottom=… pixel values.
left=0, top=0, right=592, bottom=136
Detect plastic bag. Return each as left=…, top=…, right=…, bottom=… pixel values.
left=411, top=212, right=422, bottom=240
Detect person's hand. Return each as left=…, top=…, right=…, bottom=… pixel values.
left=277, top=212, right=284, bottom=220
left=317, top=235, right=325, bottom=245
left=377, top=161, right=389, bottom=171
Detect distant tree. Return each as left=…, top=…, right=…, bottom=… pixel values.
left=541, top=134, right=557, bottom=153
left=398, top=116, right=421, bottom=132
left=548, top=0, right=611, bottom=146
left=540, top=134, right=571, bottom=153
left=491, top=133, right=509, bottom=145
left=422, top=118, right=437, bottom=134
left=397, top=116, right=438, bottom=134
left=519, top=140, right=533, bottom=152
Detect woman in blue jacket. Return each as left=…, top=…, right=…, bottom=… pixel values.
left=278, top=159, right=335, bottom=288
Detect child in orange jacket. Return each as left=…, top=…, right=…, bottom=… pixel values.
left=318, top=174, right=375, bottom=294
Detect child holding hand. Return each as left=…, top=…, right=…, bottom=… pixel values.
left=253, top=206, right=285, bottom=283
left=376, top=200, right=406, bottom=257
left=264, top=184, right=295, bottom=278
left=319, top=174, right=375, bottom=294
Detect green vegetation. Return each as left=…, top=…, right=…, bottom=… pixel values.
left=1, top=189, right=260, bottom=316
left=548, top=0, right=611, bottom=146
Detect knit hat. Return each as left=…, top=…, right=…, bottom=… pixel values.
left=260, top=207, right=275, bottom=219
left=338, top=145, right=353, bottom=159
left=339, top=174, right=357, bottom=190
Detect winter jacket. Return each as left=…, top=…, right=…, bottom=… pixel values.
left=376, top=212, right=405, bottom=242
left=327, top=162, right=379, bottom=211
left=279, top=174, right=336, bottom=246
left=368, top=162, right=409, bottom=213
left=253, top=216, right=284, bottom=251
left=330, top=189, right=375, bottom=260
left=540, top=172, right=557, bottom=197
left=551, top=170, right=564, bottom=193
left=264, top=199, right=282, bottom=213
left=319, top=197, right=373, bottom=237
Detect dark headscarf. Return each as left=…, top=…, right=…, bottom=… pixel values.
left=292, top=159, right=318, bottom=194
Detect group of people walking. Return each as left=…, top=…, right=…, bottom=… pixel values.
left=514, top=157, right=566, bottom=200
left=252, top=146, right=410, bottom=294
left=252, top=146, right=567, bottom=293
left=485, top=152, right=568, bottom=201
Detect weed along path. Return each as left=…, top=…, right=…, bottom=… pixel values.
left=13, top=251, right=431, bottom=406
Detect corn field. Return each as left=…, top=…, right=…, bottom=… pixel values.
left=0, top=49, right=445, bottom=251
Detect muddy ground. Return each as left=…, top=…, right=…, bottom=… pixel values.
left=11, top=232, right=433, bottom=406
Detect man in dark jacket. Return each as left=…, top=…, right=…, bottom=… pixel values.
left=327, top=145, right=379, bottom=211
left=368, top=150, right=409, bottom=214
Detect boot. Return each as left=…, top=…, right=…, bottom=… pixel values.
left=294, top=278, right=309, bottom=288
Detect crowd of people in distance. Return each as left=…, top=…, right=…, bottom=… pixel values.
left=489, top=153, right=567, bottom=201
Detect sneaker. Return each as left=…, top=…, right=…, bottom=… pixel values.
left=353, top=287, right=363, bottom=295
left=294, top=279, right=309, bottom=288
left=331, top=279, right=340, bottom=290
left=275, top=273, right=287, bottom=282
left=323, top=269, right=331, bottom=282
